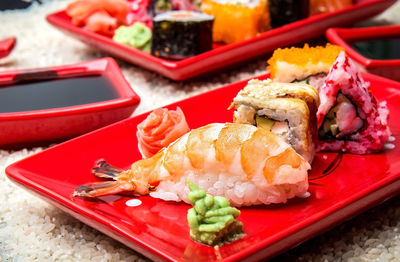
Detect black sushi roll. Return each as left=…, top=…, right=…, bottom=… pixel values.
left=151, top=11, right=214, bottom=60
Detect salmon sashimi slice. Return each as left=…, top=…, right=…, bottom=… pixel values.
left=66, top=0, right=129, bottom=34
left=83, top=10, right=118, bottom=36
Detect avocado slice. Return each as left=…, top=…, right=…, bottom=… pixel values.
left=255, top=116, right=275, bottom=131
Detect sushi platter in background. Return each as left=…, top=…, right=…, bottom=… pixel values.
left=46, top=0, right=396, bottom=80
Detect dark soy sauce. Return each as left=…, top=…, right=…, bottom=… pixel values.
left=350, top=37, right=400, bottom=60
left=0, top=75, right=120, bottom=113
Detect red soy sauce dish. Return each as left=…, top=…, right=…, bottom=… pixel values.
left=326, top=25, right=400, bottom=81
left=0, top=57, right=140, bottom=149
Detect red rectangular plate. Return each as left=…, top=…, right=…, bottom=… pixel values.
left=5, top=73, right=400, bottom=261
left=0, top=58, right=140, bottom=148
left=326, top=25, right=400, bottom=81
left=46, top=0, right=396, bottom=80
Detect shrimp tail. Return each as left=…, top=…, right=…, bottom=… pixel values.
left=91, top=159, right=124, bottom=180
left=74, top=159, right=154, bottom=198
left=73, top=180, right=135, bottom=197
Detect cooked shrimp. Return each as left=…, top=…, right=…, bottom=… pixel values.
left=74, top=123, right=310, bottom=206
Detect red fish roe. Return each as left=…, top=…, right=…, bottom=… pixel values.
left=317, top=52, right=391, bottom=154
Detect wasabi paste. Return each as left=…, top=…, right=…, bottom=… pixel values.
left=113, top=22, right=152, bottom=52
left=187, top=180, right=245, bottom=246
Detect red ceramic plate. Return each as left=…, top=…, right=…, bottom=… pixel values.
left=6, top=72, right=400, bottom=261
left=0, top=37, right=16, bottom=59
left=326, top=25, right=400, bottom=81
left=0, top=57, right=140, bottom=148
left=46, top=0, right=396, bottom=81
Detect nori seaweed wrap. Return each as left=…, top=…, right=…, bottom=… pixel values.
left=151, top=11, right=214, bottom=60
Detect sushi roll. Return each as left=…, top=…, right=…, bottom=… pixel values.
left=317, top=51, right=391, bottom=154
left=230, top=79, right=320, bottom=163
left=267, top=44, right=344, bottom=90
left=201, top=0, right=270, bottom=44
left=151, top=10, right=214, bottom=60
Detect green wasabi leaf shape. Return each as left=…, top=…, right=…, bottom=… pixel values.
left=113, top=22, right=152, bottom=51
left=186, top=180, right=245, bottom=246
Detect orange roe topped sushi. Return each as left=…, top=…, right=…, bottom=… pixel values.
left=201, top=0, right=270, bottom=44
left=267, top=44, right=344, bottom=84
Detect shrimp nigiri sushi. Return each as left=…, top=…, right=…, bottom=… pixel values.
left=74, top=123, right=310, bottom=206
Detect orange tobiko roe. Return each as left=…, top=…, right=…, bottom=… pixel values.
left=266, top=44, right=344, bottom=79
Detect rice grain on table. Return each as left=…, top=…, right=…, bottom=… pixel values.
left=1, top=0, right=400, bottom=261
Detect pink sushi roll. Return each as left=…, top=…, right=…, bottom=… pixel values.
left=317, top=52, right=391, bottom=154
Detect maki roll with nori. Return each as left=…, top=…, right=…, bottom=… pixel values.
left=125, top=0, right=198, bottom=28
left=151, top=11, right=214, bottom=60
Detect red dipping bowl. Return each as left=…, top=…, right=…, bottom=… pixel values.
left=326, top=25, right=400, bottom=81
left=0, top=57, right=140, bottom=148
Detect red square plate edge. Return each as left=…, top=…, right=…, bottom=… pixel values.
left=5, top=73, right=400, bottom=261
left=0, top=57, right=141, bottom=148
left=326, top=25, right=400, bottom=81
